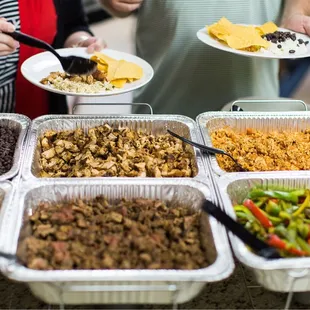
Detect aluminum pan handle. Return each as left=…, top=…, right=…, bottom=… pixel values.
left=284, top=269, right=309, bottom=310
left=52, top=283, right=178, bottom=293
left=72, top=103, right=153, bottom=115
left=231, top=99, right=308, bottom=112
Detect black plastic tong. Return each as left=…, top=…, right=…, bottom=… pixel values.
left=5, top=31, right=97, bottom=75
left=202, top=200, right=281, bottom=259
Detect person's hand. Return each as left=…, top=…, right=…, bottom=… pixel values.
left=65, top=32, right=107, bottom=53
left=103, top=0, right=143, bottom=14
left=0, top=18, right=19, bottom=56
left=282, top=13, right=310, bottom=36
left=76, top=36, right=107, bottom=54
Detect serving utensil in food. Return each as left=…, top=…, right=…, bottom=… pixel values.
left=167, top=130, right=247, bottom=172
left=202, top=200, right=282, bottom=259
left=230, top=105, right=243, bottom=111
left=5, top=31, right=97, bottom=75
left=0, top=251, right=17, bottom=261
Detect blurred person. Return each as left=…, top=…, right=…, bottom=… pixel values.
left=101, top=0, right=310, bottom=118
left=0, top=0, right=105, bottom=119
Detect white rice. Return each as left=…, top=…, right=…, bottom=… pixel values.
left=262, top=37, right=308, bottom=56
left=51, top=77, right=114, bottom=93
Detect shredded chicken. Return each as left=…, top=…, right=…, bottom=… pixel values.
left=38, top=124, right=196, bottom=177
left=211, top=127, right=310, bottom=172
left=40, top=71, right=113, bottom=93
left=17, top=197, right=208, bottom=270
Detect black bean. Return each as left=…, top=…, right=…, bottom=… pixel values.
left=298, top=39, right=304, bottom=44
left=277, top=44, right=282, bottom=49
left=305, top=41, right=309, bottom=45
left=289, top=50, right=296, bottom=54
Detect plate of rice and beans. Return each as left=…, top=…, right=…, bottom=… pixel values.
left=21, top=48, right=154, bottom=96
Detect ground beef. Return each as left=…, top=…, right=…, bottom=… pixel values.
left=0, top=125, right=18, bottom=175
left=17, top=197, right=208, bottom=271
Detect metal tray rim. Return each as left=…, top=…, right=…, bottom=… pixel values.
left=22, top=114, right=209, bottom=181
left=1, top=178, right=234, bottom=283
left=0, top=114, right=30, bottom=182
left=196, top=111, right=310, bottom=177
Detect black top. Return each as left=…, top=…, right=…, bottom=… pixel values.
left=50, top=0, right=93, bottom=114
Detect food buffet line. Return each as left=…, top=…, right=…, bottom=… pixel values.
left=0, top=100, right=310, bottom=308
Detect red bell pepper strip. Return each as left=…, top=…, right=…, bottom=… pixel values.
left=267, top=234, right=307, bottom=257
left=243, top=199, right=273, bottom=229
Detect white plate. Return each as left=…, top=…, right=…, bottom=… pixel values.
left=21, top=47, right=154, bottom=96
left=197, top=26, right=310, bottom=59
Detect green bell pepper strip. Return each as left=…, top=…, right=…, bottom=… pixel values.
left=254, top=198, right=269, bottom=208
left=274, top=225, right=288, bottom=239
left=266, top=200, right=281, bottom=216
left=234, top=205, right=253, bottom=216
left=279, top=211, right=291, bottom=220
left=266, top=215, right=283, bottom=225
left=280, top=200, right=291, bottom=211
left=297, top=222, right=310, bottom=240
left=296, top=236, right=310, bottom=254
left=249, top=189, right=305, bottom=204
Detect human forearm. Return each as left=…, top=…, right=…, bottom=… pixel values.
left=281, top=0, right=310, bottom=35
left=100, top=0, right=131, bottom=17
left=64, top=31, right=91, bottom=48
left=100, top=0, right=142, bottom=18
left=282, top=0, right=310, bottom=20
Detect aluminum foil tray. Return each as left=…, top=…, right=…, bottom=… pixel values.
left=196, top=111, right=310, bottom=177
left=0, top=114, right=30, bottom=181
left=0, top=181, right=14, bottom=269
left=22, top=114, right=208, bottom=181
left=218, top=174, right=310, bottom=292
left=0, top=179, right=234, bottom=305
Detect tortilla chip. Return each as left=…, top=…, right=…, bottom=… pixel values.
left=207, top=17, right=277, bottom=51
left=256, top=21, right=278, bottom=36
left=112, top=60, right=143, bottom=80
left=111, top=79, right=127, bottom=88
left=91, top=52, right=143, bottom=88
left=226, top=27, right=270, bottom=50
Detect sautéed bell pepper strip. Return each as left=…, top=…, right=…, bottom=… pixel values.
left=243, top=199, right=273, bottom=229
left=267, top=234, right=307, bottom=256
left=266, top=200, right=281, bottom=216
left=296, top=236, right=310, bottom=254
left=293, top=190, right=310, bottom=217
left=249, top=189, right=305, bottom=204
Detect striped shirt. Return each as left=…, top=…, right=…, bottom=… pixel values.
left=0, top=0, right=20, bottom=113
left=133, top=0, right=283, bottom=118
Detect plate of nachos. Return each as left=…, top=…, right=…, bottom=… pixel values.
left=197, top=17, right=310, bottom=59
left=21, top=48, right=154, bottom=96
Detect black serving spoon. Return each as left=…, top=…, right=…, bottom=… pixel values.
left=167, top=129, right=247, bottom=172
left=5, top=31, right=97, bottom=75
left=202, top=200, right=282, bottom=259
left=0, top=251, right=17, bottom=262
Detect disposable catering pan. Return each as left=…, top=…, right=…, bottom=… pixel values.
left=22, top=114, right=208, bottom=181
left=0, top=179, right=234, bottom=305
left=0, top=181, right=15, bottom=269
left=196, top=111, right=310, bottom=177
left=217, top=174, right=310, bottom=292
left=0, top=114, right=30, bottom=181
